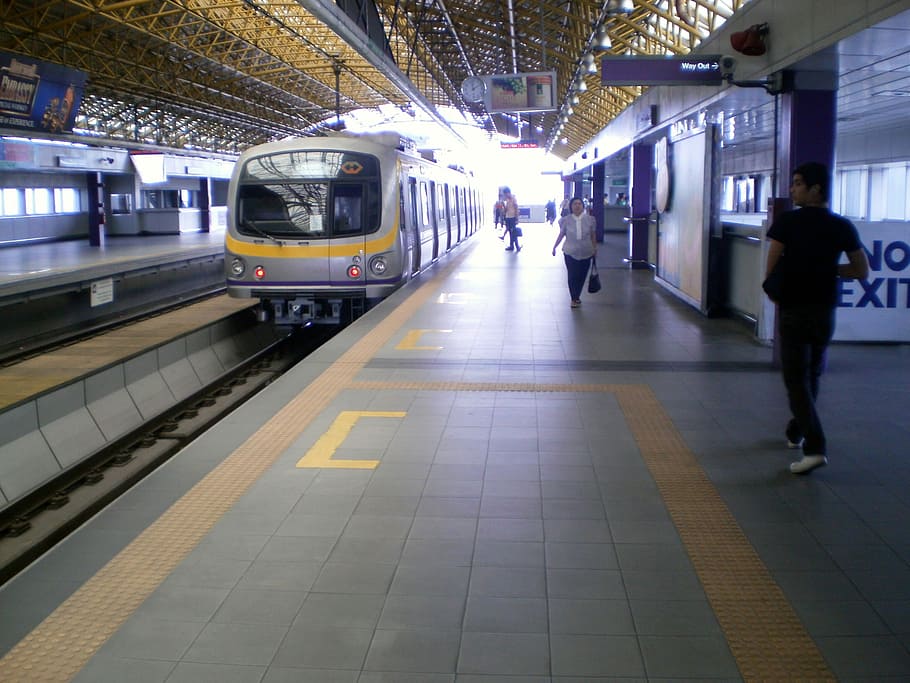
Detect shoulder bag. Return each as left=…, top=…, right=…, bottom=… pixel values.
left=588, top=257, right=602, bottom=293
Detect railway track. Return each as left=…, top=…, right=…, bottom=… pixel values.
left=0, top=320, right=337, bottom=585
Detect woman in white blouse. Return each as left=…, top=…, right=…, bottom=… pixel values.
left=551, top=197, right=598, bottom=308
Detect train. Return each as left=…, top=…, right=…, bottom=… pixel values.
left=224, top=131, right=484, bottom=324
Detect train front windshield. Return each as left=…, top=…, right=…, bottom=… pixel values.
left=236, top=150, right=381, bottom=239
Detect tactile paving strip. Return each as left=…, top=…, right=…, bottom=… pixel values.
left=1, top=251, right=834, bottom=682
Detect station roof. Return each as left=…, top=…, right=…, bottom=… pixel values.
left=0, top=0, right=750, bottom=159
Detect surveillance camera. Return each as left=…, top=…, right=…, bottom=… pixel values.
left=720, top=56, right=737, bottom=77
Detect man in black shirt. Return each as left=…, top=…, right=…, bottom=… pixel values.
left=765, top=162, right=869, bottom=474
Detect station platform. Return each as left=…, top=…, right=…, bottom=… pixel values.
left=1, top=224, right=908, bottom=682
left=0, top=230, right=228, bottom=356
left=0, top=230, right=226, bottom=299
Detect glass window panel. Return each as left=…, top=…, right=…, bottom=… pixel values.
left=2, top=188, right=24, bottom=216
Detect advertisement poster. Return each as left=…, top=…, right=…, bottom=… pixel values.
left=0, top=52, right=87, bottom=134
left=486, top=71, right=556, bottom=113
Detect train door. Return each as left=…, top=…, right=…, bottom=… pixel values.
left=407, top=177, right=421, bottom=275
left=428, top=180, right=440, bottom=260
left=439, top=183, right=452, bottom=251
left=453, top=185, right=462, bottom=243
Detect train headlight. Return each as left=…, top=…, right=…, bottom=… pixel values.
left=253, top=265, right=266, bottom=280
left=370, top=256, right=388, bottom=275
left=230, top=258, right=246, bottom=276
left=347, top=264, right=362, bottom=279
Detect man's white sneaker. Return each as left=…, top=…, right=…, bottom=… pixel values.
left=790, top=455, right=827, bottom=474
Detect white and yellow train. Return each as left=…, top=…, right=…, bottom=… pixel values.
left=225, top=131, right=483, bottom=324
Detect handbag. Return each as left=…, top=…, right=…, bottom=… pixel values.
left=587, top=257, right=602, bottom=293
left=513, top=226, right=523, bottom=237
left=762, top=255, right=785, bottom=303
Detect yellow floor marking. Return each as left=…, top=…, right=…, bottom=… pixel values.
left=296, top=410, right=406, bottom=469
left=394, top=328, right=451, bottom=350
left=0, top=245, right=476, bottom=683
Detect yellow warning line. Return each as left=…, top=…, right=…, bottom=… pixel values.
left=296, top=410, right=406, bottom=469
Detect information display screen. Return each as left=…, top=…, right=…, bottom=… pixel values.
left=601, top=55, right=723, bottom=86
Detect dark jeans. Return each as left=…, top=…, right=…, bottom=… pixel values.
left=564, top=254, right=592, bottom=301
left=505, top=217, right=519, bottom=249
left=779, top=306, right=835, bottom=456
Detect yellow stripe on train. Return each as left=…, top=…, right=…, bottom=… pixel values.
left=225, top=226, right=399, bottom=258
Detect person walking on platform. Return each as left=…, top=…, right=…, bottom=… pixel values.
left=765, top=161, right=869, bottom=475
left=552, top=196, right=597, bottom=308
left=502, top=187, right=521, bottom=252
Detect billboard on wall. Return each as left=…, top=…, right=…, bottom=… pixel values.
left=485, top=71, right=557, bottom=113
left=0, top=52, right=87, bottom=134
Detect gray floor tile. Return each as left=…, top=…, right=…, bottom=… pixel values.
left=545, top=542, right=618, bottom=569
left=815, top=635, right=910, bottom=678
left=400, top=538, right=475, bottom=566
left=257, top=535, right=337, bottom=564
left=271, top=625, right=373, bottom=669
left=457, top=632, right=550, bottom=675
left=628, top=599, right=723, bottom=636
left=234, top=560, right=322, bottom=591
left=463, top=596, right=548, bottom=633
left=212, top=589, right=306, bottom=625
left=183, top=622, right=287, bottom=666
left=328, top=537, right=405, bottom=565
left=392, top=564, right=471, bottom=596
left=378, top=594, right=466, bottom=630
left=165, top=661, right=265, bottom=683
left=477, top=517, right=544, bottom=542
left=295, top=593, right=385, bottom=629
left=136, top=585, right=230, bottom=622
left=621, top=570, right=706, bottom=601
left=365, top=629, right=461, bottom=673
left=72, top=656, right=175, bottom=683
left=639, top=635, right=739, bottom=679
left=97, top=616, right=205, bottom=661
left=548, top=598, right=635, bottom=635
left=469, top=566, right=546, bottom=598
left=479, top=496, right=542, bottom=518
left=544, top=518, right=612, bottom=543
left=550, top=634, right=645, bottom=677
left=542, top=498, right=606, bottom=519
left=473, top=540, right=544, bottom=567
left=547, top=568, right=626, bottom=600
left=311, top=561, right=397, bottom=594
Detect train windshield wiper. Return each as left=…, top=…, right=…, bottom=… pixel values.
left=241, top=218, right=284, bottom=245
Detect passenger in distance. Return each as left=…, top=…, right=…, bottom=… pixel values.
left=552, top=196, right=597, bottom=309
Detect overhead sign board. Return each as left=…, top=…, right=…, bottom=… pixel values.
left=601, top=55, right=723, bottom=86
left=500, top=140, right=539, bottom=149
left=484, top=71, right=557, bottom=113
left=0, top=51, right=86, bottom=133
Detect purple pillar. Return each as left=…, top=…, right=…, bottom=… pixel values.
left=592, top=161, right=605, bottom=242
left=628, top=143, right=652, bottom=268
left=86, top=171, right=105, bottom=247
left=777, top=88, right=836, bottom=197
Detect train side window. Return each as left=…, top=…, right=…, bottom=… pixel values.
left=56, top=188, right=81, bottom=213
left=1, top=188, right=24, bottom=216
